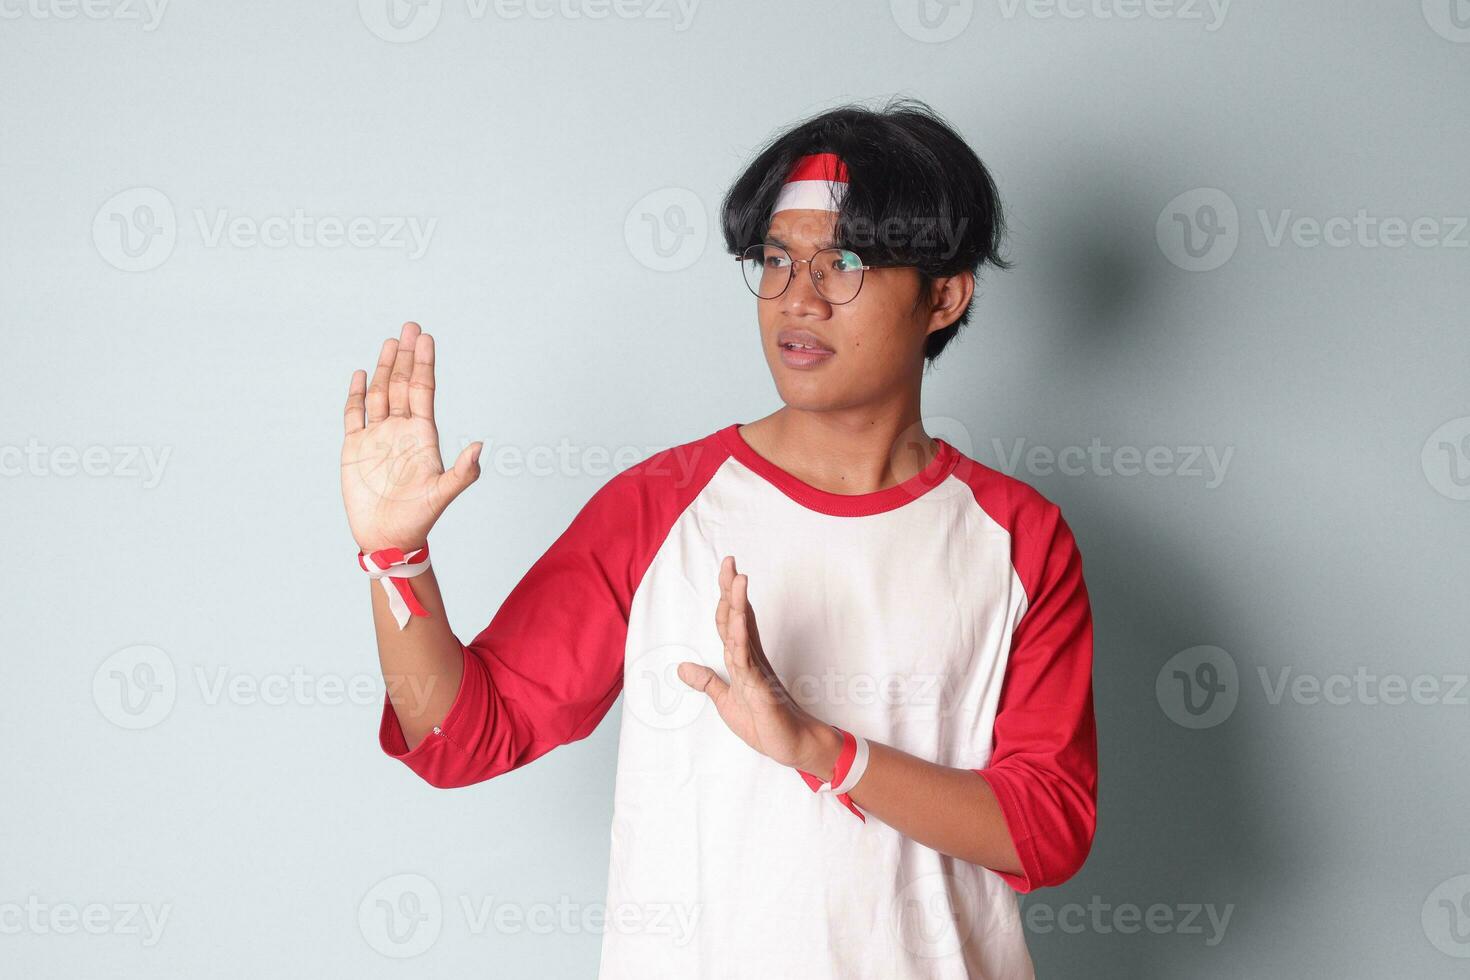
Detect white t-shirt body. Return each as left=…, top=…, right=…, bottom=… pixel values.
left=380, top=423, right=1098, bottom=979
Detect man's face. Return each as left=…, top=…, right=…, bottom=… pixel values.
left=755, top=209, right=935, bottom=413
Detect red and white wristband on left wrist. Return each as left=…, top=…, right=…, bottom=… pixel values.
left=358, top=544, right=432, bottom=630
left=796, top=726, right=871, bottom=822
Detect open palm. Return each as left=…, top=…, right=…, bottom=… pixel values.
left=340, top=321, right=482, bottom=553
left=677, top=556, right=820, bottom=770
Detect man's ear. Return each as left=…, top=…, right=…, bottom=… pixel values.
left=924, top=270, right=975, bottom=335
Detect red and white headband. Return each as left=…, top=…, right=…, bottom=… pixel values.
left=772, top=152, right=850, bottom=215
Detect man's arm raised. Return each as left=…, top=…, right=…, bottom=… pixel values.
left=341, top=321, right=482, bottom=750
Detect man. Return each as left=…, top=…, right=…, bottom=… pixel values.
left=341, top=99, right=1096, bottom=978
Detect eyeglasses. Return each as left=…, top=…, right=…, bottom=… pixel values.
left=736, top=243, right=872, bottom=305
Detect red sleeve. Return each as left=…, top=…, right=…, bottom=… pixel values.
left=378, top=440, right=726, bottom=789
left=974, top=501, right=1098, bottom=892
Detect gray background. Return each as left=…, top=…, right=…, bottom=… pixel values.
left=3, top=1, right=1468, bottom=976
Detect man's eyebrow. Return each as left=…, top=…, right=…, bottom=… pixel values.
left=764, top=234, right=838, bottom=249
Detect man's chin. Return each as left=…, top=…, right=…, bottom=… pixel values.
left=770, top=379, right=857, bottom=415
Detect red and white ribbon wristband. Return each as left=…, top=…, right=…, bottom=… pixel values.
left=358, top=544, right=432, bottom=630
left=796, top=726, right=871, bottom=822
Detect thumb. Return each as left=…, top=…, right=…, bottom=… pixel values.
left=677, top=662, right=727, bottom=700
left=435, top=440, right=483, bottom=506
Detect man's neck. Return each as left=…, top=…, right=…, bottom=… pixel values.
left=738, top=407, right=939, bottom=496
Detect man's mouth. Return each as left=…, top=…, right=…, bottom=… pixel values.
left=776, top=329, right=835, bottom=353
left=776, top=330, right=836, bottom=368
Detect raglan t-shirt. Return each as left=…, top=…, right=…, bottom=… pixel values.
left=379, top=422, right=1098, bottom=980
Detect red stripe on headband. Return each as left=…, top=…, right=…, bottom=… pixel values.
left=785, top=152, right=849, bottom=185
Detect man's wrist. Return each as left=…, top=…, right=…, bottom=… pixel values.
left=357, top=537, right=429, bottom=555
left=793, top=718, right=844, bottom=781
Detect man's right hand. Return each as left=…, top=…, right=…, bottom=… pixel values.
left=340, top=321, right=483, bottom=554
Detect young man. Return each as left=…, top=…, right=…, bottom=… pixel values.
left=341, top=100, right=1096, bottom=979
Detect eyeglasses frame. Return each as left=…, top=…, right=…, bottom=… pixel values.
left=735, top=242, right=875, bottom=306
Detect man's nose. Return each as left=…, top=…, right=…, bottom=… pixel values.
left=780, top=259, right=831, bottom=315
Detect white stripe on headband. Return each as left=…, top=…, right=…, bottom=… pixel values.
left=772, top=152, right=850, bottom=215
left=772, top=178, right=848, bottom=214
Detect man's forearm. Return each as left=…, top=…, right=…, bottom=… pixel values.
left=370, top=563, right=463, bottom=750
left=798, top=724, right=1024, bottom=876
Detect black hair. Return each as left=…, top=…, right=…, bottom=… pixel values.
left=721, top=97, right=1011, bottom=362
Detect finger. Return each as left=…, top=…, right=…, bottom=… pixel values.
left=408, top=332, right=436, bottom=421
left=723, top=561, right=748, bottom=654
left=731, top=577, right=774, bottom=676
left=731, top=581, right=781, bottom=703
left=365, top=338, right=397, bottom=424
left=717, top=555, right=735, bottom=607
left=724, top=557, right=757, bottom=637
left=726, top=574, right=754, bottom=671
left=713, top=595, right=728, bottom=647
left=718, top=581, right=741, bottom=676
left=433, top=440, right=483, bottom=511
left=727, top=575, right=785, bottom=703
left=742, top=592, right=775, bottom=675
left=343, top=369, right=367, bottom=435
left=387, top=321, right=420, bottom=418
left=676, top=662, right=728, bottom=701
left=714, top=555, right=734, bottom=638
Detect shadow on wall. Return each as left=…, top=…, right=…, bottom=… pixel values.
left=972, top=147, right=1288, bottom=979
